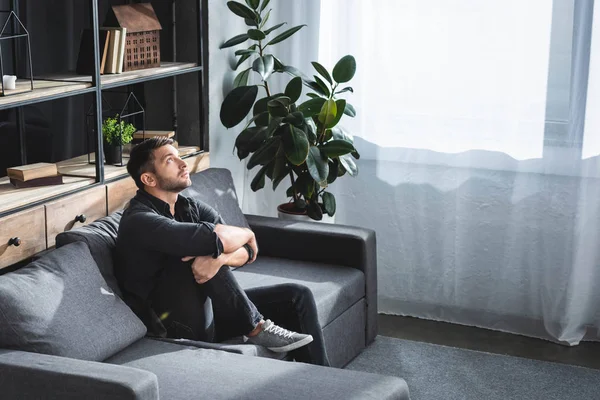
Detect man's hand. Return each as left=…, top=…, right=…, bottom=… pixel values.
left=182, top=255, right=222, bottom=284
left=246, top=230, right=258, bottom=264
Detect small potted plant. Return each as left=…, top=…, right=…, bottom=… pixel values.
left=102, top=115, right=135, bottom=165
left=219, top=0, right=358, bottom=221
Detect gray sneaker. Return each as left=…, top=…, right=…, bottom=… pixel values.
left=246, top=319, right=313, bottom=353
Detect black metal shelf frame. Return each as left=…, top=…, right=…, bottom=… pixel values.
left=0, top=0, right=209, bottom=217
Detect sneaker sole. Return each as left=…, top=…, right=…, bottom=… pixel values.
left=267, top=335, right=314, bottom=353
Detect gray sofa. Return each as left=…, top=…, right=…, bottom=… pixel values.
left=0, top=168, right=410, bottom=399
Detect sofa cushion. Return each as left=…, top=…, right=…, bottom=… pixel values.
left=233, top=256, right=365, bottom=328
left=0, top=241, right=146, bottom=362
left=106, top=338, right=409, bottom=400
left=56, top=212, right=123, bottom=297
left=182, top=168, right=249, bottom=228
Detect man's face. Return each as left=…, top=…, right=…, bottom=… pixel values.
left=149, top=144, right=191, bottom=193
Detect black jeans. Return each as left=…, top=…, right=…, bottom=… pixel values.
left=150, top=265, right=330, bottom=366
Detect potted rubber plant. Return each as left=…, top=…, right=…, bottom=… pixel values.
left=219, top=0, right=359, bottom=221
left=102, top=115, right=135, bottom=165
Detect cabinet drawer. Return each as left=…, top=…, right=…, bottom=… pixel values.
left=45, top=186, right=107, bottom=247
left=107, top=177, right=137, bottom=214
left=0, top=207, right=46, bottom=269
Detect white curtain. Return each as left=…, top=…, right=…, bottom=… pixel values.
left=313, top=0, right=600, bottom=345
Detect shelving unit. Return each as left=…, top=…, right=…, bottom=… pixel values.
left=0, top=0, right=209, bottom=219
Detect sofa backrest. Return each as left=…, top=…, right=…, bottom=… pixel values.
left=181, top=168, right=249, bottom=228
left=56, top=211, right=123, bottom=297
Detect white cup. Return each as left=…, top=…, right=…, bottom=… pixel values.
left=3, top=75, right=17, bottom=90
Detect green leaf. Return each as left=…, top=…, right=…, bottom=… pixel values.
left=283, top=111, right=304, bottom=127
left=233, top=68, right=251, bottom=88
left=235, top=126, right=269, bottom=154
left=335, top=86, right=354, bottom=95
left=286, top=185, right=295, bottom=198
left=246, top=0, right=260, bottom=9
left=227, top=1, right=257, bottom=20
left=247, top=29, right=266, bottom=40
left=235, top=53, right=252, bottom=70
left=322, top=192, right=336, bottom=216
left=252, top=55, right=275, bottom=80
left=282, top=125, right=309, bottom=165
left=298, top=97, right=326, bottom=117
left=306, top=93, right=320, bottom=99
left=319, top=139, right=354, bottom=157
left=272, top=146, right=289, bottom=190
left=305, top=81, right=329, bottom=97
left=306, top=146, right=329, bottom=185
left=235, top=48, right=258, bottom=56
left=332, top=55, right=357, bottom=83
left=307, top=200, right=323, bottom=221
left=326, top=99, right=346, bottom=128
left=344, top=103, right=356, bottom=117
left=295, top=172, right=315, bottom=198
left=331, top=126, right=354, bottom=143
left=247, top=136, right=281, bottom=169
left=254, top=94, right=284, bottom=126
left=259, top=0, right=271, bottom=12
left=266, top=25, right=306, bottom=46
left=327, top=160, right=339, bottom=184
left=295, top=198, right=307, bottom=209
left=265, top=116, right=284, bottom=137
left=259, top=9, right=271, bottom=28
left=220, top=85, right=259, bottom=128
left=284, top=76, right=303, bottom=103
left=220, top=33, right=249, bottom=49
left=311, top=62, right=333, bottom=85
left=313, top=76, right=331, bottom=98
left=339, top=153, right=358, bottom=177
left=251, top=163, right=269, bottom=191
left=244, top=17, right=258, bottom=27
left=318, top=99, right=337, bottom=126
left=304, top=121, right=317, bottom=143
left=351, top=150, right=360, bottom=159
left=267, top=98, right=290, bottom=117
left=264, top=22, right=286, bottom=35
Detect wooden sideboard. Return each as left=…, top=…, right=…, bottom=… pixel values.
left=0, top=152, right=209, bottom=269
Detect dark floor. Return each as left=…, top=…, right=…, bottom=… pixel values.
left=378, top=314, right=600, bottom=370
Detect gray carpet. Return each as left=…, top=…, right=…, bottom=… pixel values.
left=345, top=336, right=600, bottom=400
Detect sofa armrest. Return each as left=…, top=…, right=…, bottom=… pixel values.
left=0, top=349, right=159, bottom=400
left=245, top=214, right=378, bottom=345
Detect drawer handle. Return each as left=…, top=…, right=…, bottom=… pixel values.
left=75, top=214, right=87, bottom=223
left=8, top=237, right=21, bottom=247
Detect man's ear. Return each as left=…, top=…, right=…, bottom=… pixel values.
left=140, top=172, right=157, bottom=187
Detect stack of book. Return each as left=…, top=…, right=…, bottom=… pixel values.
left=7, top=163, right=63, bottom=189
left=76, top=27, right=127, bottom=75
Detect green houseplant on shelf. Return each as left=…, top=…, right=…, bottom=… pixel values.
left=102, top=115, right=135, bottom=165
left=219, top=0, right=359, bottom=221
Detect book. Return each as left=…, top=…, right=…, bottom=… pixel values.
left=7, top=162, right=58, bottom=182
left=101, top=28, right=120, bottom=74
left=100, top=30, right=111, bottom=74
left=10, top=175, right=63, bottom=188
left=116, top=27, right=127, bottom=74
left=75, top=29, right=110, bottom=75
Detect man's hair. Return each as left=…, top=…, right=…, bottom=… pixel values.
left=127, top=137, right=174, bottom=189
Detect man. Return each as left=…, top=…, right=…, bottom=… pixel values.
left=115, top=137, right=329, bottom=365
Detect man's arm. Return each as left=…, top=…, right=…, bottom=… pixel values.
left=183, top=247, right=250, bottom=284
left=121, top=210, right=222, bottom=258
